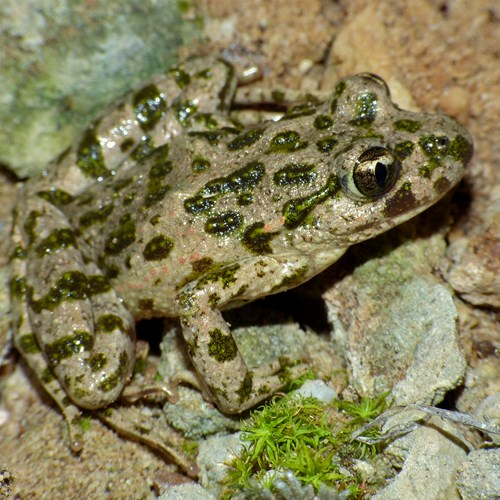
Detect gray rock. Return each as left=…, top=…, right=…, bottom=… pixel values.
left=0, top=0, right=197, bottom=177
left=456, top=449, right=500, bottom=500
left=374, top=420, right=467, bottom=500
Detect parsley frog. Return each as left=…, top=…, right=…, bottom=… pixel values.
left=9, top=56, right=472, bottom=471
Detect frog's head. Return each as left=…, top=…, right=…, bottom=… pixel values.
left=308, top=73, right=473, bottom=245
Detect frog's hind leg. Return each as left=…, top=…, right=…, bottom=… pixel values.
left=10, top=208, right=85, bottom=451
left=10, top=188, right=137, bottom=445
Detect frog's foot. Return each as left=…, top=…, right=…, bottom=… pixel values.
left=120, top=381, right=180, bottom=404
left=96, top=406, right=199, bottom=478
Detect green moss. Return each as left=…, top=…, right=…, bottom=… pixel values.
left=222, top=393, right=388, bottom=498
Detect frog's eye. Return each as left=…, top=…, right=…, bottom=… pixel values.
left=349, top=147, right=400, bottom=199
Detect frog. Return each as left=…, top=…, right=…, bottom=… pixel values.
left=9, top=55, right=472, bottom=472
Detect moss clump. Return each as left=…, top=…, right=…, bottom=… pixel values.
left=222, top=392, right=388, bottom=498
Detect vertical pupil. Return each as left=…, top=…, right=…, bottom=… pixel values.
left=375, top=161, right=388, bottom=186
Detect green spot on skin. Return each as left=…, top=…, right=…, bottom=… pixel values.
left=23, top=210, right=42, bottom=245
left=393, top=141, right=415, bottom=160
left=273, top=163, right=317, bottom=187
left=313, top=114, right=334, bottom=130
left=85, top=275, right=112, bottom=295
left=169, top=67, right=191, bottom=88
left=120, top=137, right=135, bottom=153
left=149, top=214, right=161, bottom=226
left=227, top=128, right=265, bottom=150
left=349, top=92, right=378, bottom=126
left=77, top=126, right=110, bottom=179
left=316, top=136, right=338, bottom=153
left=195, top=262, right=240, bottom=290
left=271, top=89, right=286, bottom=101
left=79, top=204, right=114, bottom=228
left=104, top=214, right=136, bottom=255
left=184, top=161, right=265, bottom=214
left=143, top=235, right=174, bottom=261
left=335, top=80, right=346, bottom=96
left=112, top=177, right=134, bottom=192
left=205, top=211, right=243, bottom=236
left=193, top=113, right=220, bottom=130
left=237, top=193, right=253, bottom=206
left=191, top=156, right=211, bottom=173
left=268, top=131, right=308, bottom=153
left=98, top=351, right=129, bottom=392
left=207, top=328, right=238, bottom=362
left=270, top=265, right=309, bottom=292
left=9, top=276, right=26, bottom=299
left=35, top=228, right=77, bottom=257
left=419, top=163, right=439, bottom=179
left=37, top=188, right=75, bottom=207
left=184, top=195, right=215, bottom=215
left=191, top=257, right=214, bottom=273
left=130, top=135, right=155, bottom=162
left=41, top=367, right=56, bottom=383
left=449, top=134, right=473, bottom=163
left=18, top=334, right=41, bottom=354
left=10, top=245, right=27, bottom=260
left=29, top=271, right=110, bottom=313
left=133, top=84, right=167, bottom=131
left=188, top=130, right=230, bottom=145
left=88, top=352, right=108, bottom=372
left=45, top=330, right=94, bottom=365
left=281, top=103, right=317, bottom=120
left=138, top=298, right=154, bottom=311
left=282, top=174, right=341, bottom=228
left=419, top=135, right=450, bottom=161
left=394, top=119, right=422, bottom=133
left=96, top=314, right=126, bottom=334
left=236, top=371, right=253, bottom=403
left=383, top=181, right=418, bottom=218
left=241, top=222, right=278, bottom=255
left=173, top=99, right=198, bottom=127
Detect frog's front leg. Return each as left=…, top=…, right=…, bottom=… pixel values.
left=176, top=257, right=313, bottom=414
